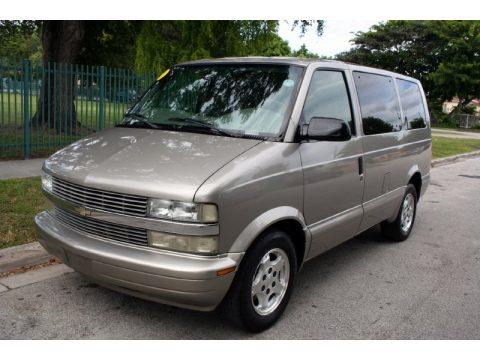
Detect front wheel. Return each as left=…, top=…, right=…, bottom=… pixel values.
left=223, top=229, right=297, bottom=332
left=381, top=184, right=417, bottom=242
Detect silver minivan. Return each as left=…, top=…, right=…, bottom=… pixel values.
left=35, top=57, right=431, bottom=332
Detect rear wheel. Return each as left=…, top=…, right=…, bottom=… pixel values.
left=223, top=229, right=297, bottom=332
left=381, top=184, right=417, bottom=242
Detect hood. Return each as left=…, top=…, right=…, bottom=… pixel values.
left=44, top=128, right=262, bottom=201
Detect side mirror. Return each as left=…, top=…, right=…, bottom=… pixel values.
left=300, top=117, right=352, bottom=142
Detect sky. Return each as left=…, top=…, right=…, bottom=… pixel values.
left=278, top=20, right=384, bottom=57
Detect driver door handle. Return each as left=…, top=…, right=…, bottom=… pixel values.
left=358, top=156, right=364, bottom=181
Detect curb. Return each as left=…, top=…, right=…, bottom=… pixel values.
left=431, top=150, right=480, bottom=168
left=0, top=242, right=54, bottom=274
left=0, top=264, right=73, bottom=292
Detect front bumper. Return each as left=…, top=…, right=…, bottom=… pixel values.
left=34, top=211, right=243, bottom=311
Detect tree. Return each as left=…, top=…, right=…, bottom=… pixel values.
left=336, top=20, right=480, bottom=116
left=0, top=21, right=41, bottom=64
left=0, top=20, right=140, bottom=68
left=2, top=20, right=325, bottom=133
left=34, top=21, right=85, bottom=133
left=336, top=21, right=443, bottom=94
left=135, top=20, right=324, bottom=72
left=135, top=21, right=282, bottom=72
left=427, top=21, right=480, bottom=114
left=259, top=35, right=292, bottom=56
left=292, top=44, right=319, bottom=58
left=77, top=21, right=140, bottom=69
left=291, top=20, right=324, bottom=37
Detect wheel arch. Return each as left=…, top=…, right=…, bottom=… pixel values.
left=229, top=206, right=311, bottom=269
left=406, top=164, right=422, bottom=198
left=409, top=172, right=422, bottom=200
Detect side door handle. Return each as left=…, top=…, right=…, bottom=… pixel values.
left=358, top=156, right=364, bottom=181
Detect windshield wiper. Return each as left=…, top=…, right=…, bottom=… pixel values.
left=167, top=117, right=240, bottom=138
left=122, top=112, right=159, bottom=129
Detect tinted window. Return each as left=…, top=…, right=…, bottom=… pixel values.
left=396, top=79, right=427, bottom=129
left=302, top=70, right=354, bottom=134
left=353, top=72, right=402, bottom=135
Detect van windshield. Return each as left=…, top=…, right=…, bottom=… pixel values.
left=126, top=64, right=304, bottom=139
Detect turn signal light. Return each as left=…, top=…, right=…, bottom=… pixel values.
left=217, top=266, right=236, bottom=276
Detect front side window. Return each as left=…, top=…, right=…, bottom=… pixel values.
left=353, top=72, right=402, bottom=135
left=128, top=64, right=304, bottom=139
left=301, top=70, right=354, bottom=135
left=396, top=79, right=427, bottom=129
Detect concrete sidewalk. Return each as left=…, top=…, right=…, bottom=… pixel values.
left=0, top=158, right=46, bottom=180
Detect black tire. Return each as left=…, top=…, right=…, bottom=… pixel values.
left=222, top=229, right=297, bottom=332
left=381, top=184, right=418, bottom=242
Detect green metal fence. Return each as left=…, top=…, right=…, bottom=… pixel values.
left=0, top=59, right=156, bottom=159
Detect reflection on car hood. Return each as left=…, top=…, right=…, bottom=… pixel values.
left=44, top=128, right=262, bottom=201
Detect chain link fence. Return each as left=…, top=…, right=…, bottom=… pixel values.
left=454, top=113, right=480, bottom=129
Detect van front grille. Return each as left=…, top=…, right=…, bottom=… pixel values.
left=54, top=207, right=148, bottom=247
left=52, top=177, right=148, bottom=217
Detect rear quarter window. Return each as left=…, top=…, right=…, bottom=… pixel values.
left=353, top=71, right=402, bottom=135
left=396, top=78, right=427, bottom=129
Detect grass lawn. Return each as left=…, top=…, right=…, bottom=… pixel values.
left=1, top=93, right=131, bottom=159
left=1, top=93, right=130, bottom=128
left=432, top=137, right=480, bottom=159
left=0, top=176, right=48, bottom=249
left=0, top=128, right=92, bottom=159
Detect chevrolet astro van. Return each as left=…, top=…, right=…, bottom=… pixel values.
left=35, top=57, right=431, bottom=332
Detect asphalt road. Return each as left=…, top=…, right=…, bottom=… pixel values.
left=1, top=157, right=479, bottom=339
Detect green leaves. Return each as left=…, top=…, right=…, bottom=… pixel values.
left=134, top=21, right=283, bottom=72
left=427, top=21, right=480, bottom=105
left=291, top=20, right=324, bottom=36
left=337, top=20, right=480, bottom=114
left=134, top=20, right=324, bottom=73
left=1, top=20, right=325, bottom=75
left=0, top=20, right=42, bottom=64
left=291, top=44, right=319, bottom=58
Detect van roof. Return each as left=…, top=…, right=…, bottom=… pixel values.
left=175, top=56, right=420, bottom=84
left=176, top=56, right=340, bottom=67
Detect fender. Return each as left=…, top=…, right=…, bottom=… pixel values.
left=229, top=206, right=312, bottom=263
left=406, top=164, right=421, bottom=185
left=386, top=164, right=421, bottom=222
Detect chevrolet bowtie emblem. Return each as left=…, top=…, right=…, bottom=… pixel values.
left=77, top=207, right=93, bottom=216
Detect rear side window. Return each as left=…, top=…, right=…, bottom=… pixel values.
left=302, top=70, right=355, bottom=135
left=396, top=79, right=427, bottom=129
left=353, top=72, right=402, bottom=135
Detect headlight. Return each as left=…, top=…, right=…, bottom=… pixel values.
left=148, top=231, right=218, bottom=254
left=148, top=199, right=218, bottom=223
left=41, top=171, right=53, bottom=193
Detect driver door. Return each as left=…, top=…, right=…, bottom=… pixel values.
left=300, top=69, right=365, bottom=258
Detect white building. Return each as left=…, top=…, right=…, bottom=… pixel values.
left=443, top=97, right=480, bottom=114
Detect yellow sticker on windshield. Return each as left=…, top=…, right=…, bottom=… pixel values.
left=157, top=68, right=170, bottom=81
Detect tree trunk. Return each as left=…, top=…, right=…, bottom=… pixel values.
left=33, top=21, right=85, bottom=134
